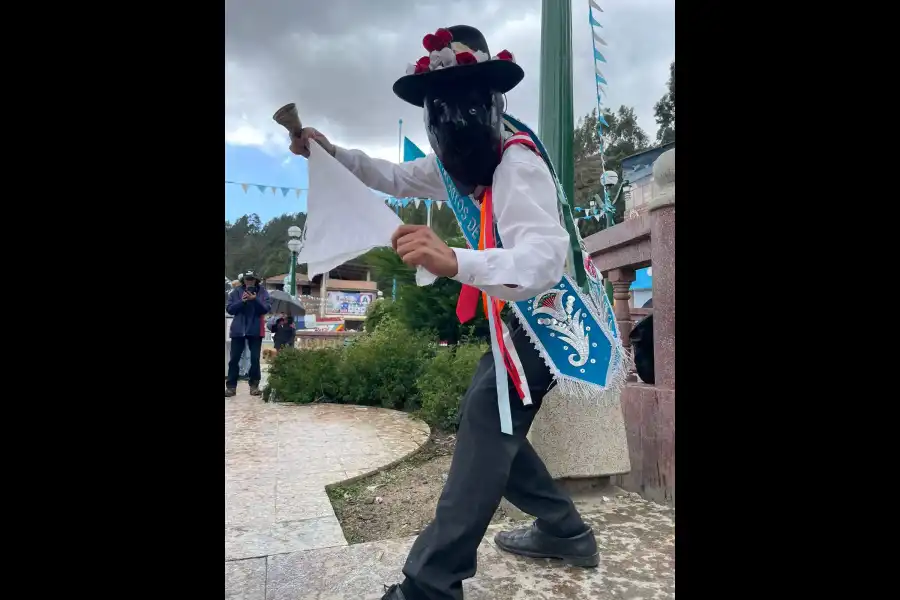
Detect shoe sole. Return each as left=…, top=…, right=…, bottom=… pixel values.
left=494, top=539, right=600, bottom=568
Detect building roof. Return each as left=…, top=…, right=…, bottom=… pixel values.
left=620, top=143, right=675, bottom=185
left=267, top=273, right=311, bottom=284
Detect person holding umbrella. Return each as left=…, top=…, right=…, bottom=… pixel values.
left=272, top=313, right=297, bottom=351
left=225, top=270, right=271, bottom=397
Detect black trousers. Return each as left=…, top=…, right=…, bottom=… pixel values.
left=226, top=336, right=262, bottom=388
left=401, top=318, right=587, bottom=600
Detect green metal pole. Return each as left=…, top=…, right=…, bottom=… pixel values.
left=538, top=0, right=575, bottom=205
left=287, top=251, right=297, bottom=299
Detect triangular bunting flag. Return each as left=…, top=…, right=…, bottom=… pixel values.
left=593, top=31, right=607, bottom=46
left=281, top=187, right=291, bottom=196
left=436, top=200, right=444, bottom=210
left=596, top=74, right=607, bottom=86
left=295, top=189, right=302, bottom=198
left=589, top=14, right=602, bottom=28
left=594, top=48, right=606, bottom=63
left=241, top=183, right=249, bottom=193
left=424, top=199, right=432, bottom=208
left=401, top=198, right=411, bottom=207
left=271, top=187, right=278, bottom=195
left=414, top=198, right=421, bottom=209
left=256, top=185, right=267, bottom=194
left=403, top=137, right=426, bottom=162
left=594, top=214, right=601, bottom=221
left=589, top=0, right=603, bottom=13
left=598, top=113, right=609, bottom=127
left=595, top=65, right=605, bottom=79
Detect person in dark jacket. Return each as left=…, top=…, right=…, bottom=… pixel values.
left=272, top=313, right=296, bottom=351
left=225, top=271, right=272, bottom=397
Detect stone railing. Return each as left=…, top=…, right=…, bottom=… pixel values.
left=294, top=331, right=357, bottom=350
left=583, top=148, right=675, bottom=505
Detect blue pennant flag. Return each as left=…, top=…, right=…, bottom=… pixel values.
left=589, top=14, right=603, bottom=28
left=594, top=48, right=606, bottom=63
left=424, top=199, right=432, bottom=208
left=401, top=198, right=411, bottom=207
left=596, top=74, right=607, bottom=85
left=403, top=137, right=426, bottom=162
left=281, top=187, right=290, bottom=197
left=598, top=113, right=609, bottom=127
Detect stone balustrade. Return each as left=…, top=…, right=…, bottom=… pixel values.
left=583, top=148, right=675, bottom=505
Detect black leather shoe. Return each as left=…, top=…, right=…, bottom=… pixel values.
left=494, top=522, right=600, bottom=567
left=378, top=584, right=406, bottom=600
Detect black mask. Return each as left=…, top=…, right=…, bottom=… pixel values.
left=424, top=87, right=503, bottom=195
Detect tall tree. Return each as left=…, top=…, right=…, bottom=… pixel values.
left=572, top=105, right=651, bottom=236
left=654, top=61, right=675, bottom=145
left=224, top=212, right=306, bottom=280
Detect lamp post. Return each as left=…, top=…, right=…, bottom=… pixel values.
left=286, top=226, right=303, bottom=299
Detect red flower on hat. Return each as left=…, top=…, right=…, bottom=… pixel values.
left=414, top=56, right=431, bottom=74
left=495, top=49, right=515, bottom=62
left=455, top=51, right=477, bottom=66
left=423, top=28, right=454, bottom=52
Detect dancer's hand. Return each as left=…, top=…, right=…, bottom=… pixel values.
left=392, top=225, right=458, bottom=278
left=289, top=127, right=336, bottom=158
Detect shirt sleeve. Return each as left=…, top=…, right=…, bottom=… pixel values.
left=333, top=147, right=449, bottom=201
left=451, top=145, right=570, bottom=303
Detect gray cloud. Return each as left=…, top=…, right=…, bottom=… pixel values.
left=225, top=0, right=674, bottom=160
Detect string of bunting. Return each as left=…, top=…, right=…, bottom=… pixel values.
left=585, top=0, right=616, bottom=228
left=382, top=197, right=446, bottom=210
left=573, top=205, right=605, bottom=222
left=225, top=180, right=308, bottom=198
left=224, top=179, right=445, bottom=210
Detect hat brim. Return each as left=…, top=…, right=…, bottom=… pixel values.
left=393, top=60, right=524, bottom=107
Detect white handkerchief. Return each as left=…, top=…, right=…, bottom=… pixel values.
left=299, top=141, right=437, bottom=285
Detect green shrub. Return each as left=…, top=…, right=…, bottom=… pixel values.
left=263, top=346, right=342, bottom=403
left=338, top=317, right=435, bottom=410
left=417, top=341, right=487, bottom=431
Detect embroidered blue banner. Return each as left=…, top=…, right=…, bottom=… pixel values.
left=434, top=120, right=624, bottom=397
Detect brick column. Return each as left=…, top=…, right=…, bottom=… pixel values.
left=648, top=149, right=675, bottom=389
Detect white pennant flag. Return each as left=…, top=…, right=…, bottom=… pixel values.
left=594, top=214, right=601, bottom=222
left=589, top=0, right=603, bottom=12
left=593, top=31, right=607, bottom=46
left=595, top=65, right=606, bottom=79
left=414, top=198, right=421, bottom=209
left=436, top=200, right=444, bottom=210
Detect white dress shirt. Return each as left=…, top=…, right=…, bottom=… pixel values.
left=334, top=145, right=570, bottom=303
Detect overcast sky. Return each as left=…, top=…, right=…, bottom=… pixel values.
left=225, top=0, right=674, bottom=164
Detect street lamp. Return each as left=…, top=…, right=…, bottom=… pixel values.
left=286, top=229, right=303, bottom=299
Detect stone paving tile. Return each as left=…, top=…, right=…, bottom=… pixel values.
left=265, top=495, right=675, bottom=600
left=225, top=558, right=267, bottom=600
left=226, top=516, right=348, bottom=561
left=275, top=480, right=337, bottom=522
left=225, top=395, right=431, bottom=563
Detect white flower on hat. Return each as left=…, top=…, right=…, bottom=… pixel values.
left=473, top=50, right=489, bottom=63
left=430, top=51, right=443, bottom=70
left=406, top=63, right=417, bottom=75
left=437, top=47, right=457, bottom=68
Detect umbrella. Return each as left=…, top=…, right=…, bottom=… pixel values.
left=268, top=290, right=306, bottom=318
